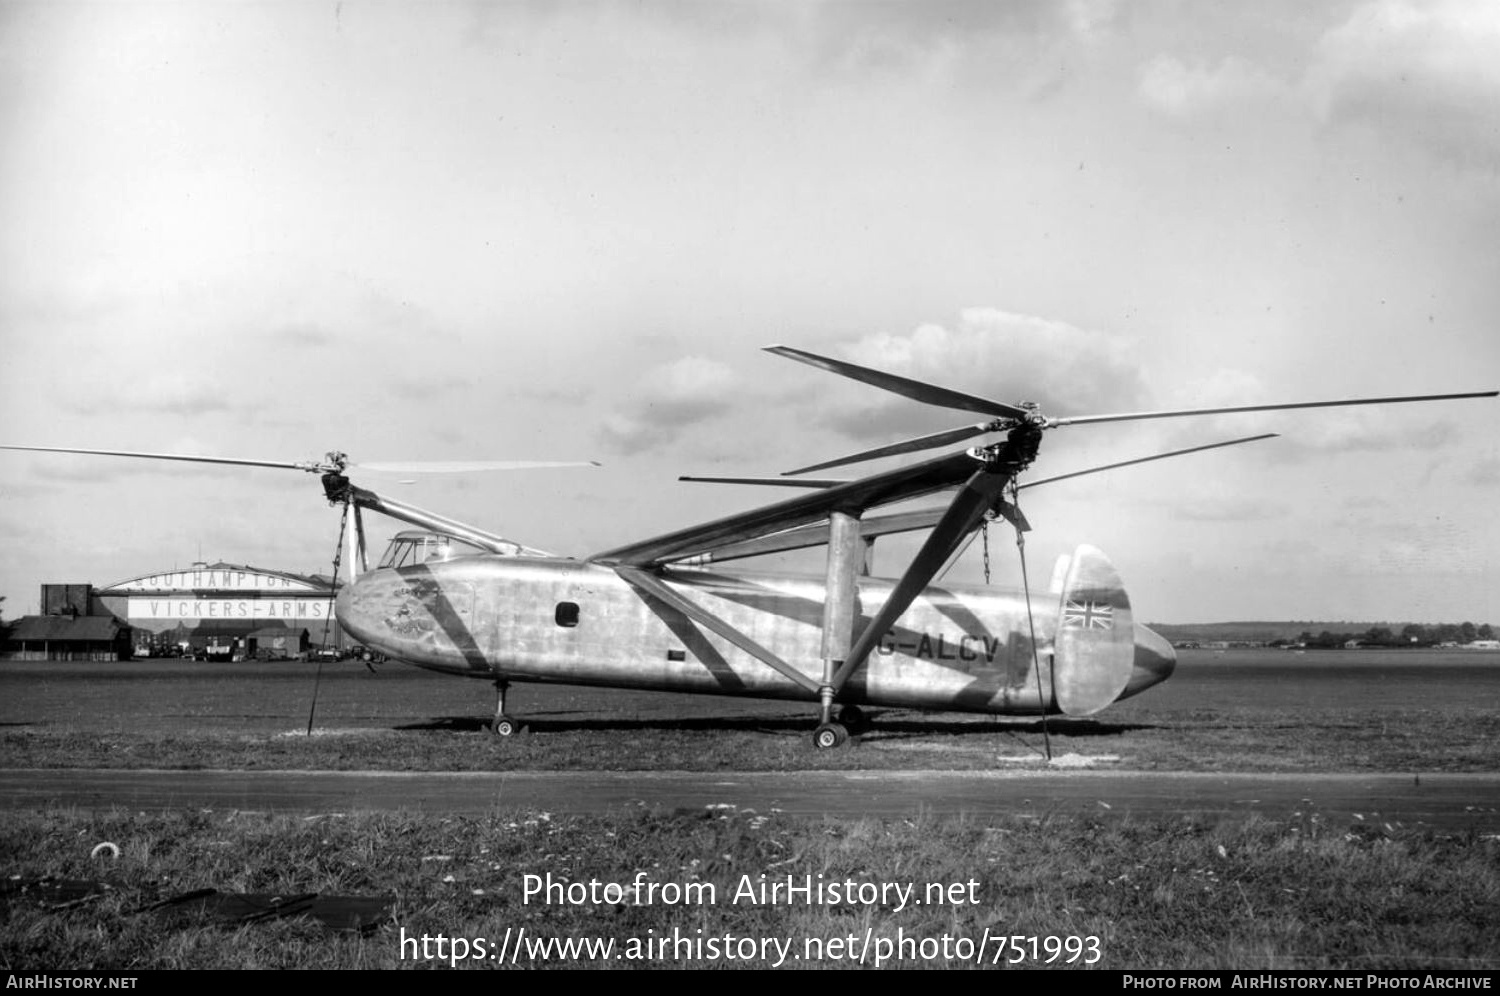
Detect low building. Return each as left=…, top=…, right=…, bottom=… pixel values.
left=2, top=614, right=131, bottom=661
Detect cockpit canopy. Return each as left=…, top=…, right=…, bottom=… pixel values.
left=377, top=530, right=489, bottom=569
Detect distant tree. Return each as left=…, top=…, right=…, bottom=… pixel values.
left=1433, top=623, right=1462, bottom=644
left=1480, top=624, right=1495, bottom=641
left=1400, top=623, right=1429, bottom=646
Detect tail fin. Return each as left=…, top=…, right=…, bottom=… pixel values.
left=1052, top=544, right=1134, bottom=716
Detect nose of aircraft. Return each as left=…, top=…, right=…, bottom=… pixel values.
left=335, top=570, right=418, bottom=657
left=1119, top=623, right=1176, bottom=700
left=334, top=581, right=378, bottom=649
left=335, top=566, right=488, bottom=675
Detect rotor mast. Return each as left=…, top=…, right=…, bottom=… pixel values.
left=319, top=473, right=548, bottom=558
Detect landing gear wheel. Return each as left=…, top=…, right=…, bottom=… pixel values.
left=493, top=715, right=520, bottom=737
left=812, top=722, right=849, bottom=750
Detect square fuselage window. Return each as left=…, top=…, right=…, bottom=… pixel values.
left=555, top=602, right=580, bottom=628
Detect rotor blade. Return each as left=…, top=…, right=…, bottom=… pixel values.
left=831, top=465, right=1014, bottom=691
left=0, top=444, right=324, bottom=472
left=782, top=421, right=996, bottom=476
left=1050, top=391, right=1497, bottom=428
left=679, top=475, right=845, bottom=489
left=765, top=345, right=1030, bottom=420
left=1018, top=434, right=1279, bottom=490
left=591, top=449, right=983, bottom=567
left=354, top=460, right=600, bottom=474
left=677, top=506, right=952, bottom=565
left=689, top=434, right=1283, bottom=492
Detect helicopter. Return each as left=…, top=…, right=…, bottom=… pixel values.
left=3, top=346, right=1494, bottom=748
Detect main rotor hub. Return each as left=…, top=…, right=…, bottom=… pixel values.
left=969, top=420, right=1044, bottom=473
left=1016, top=401, right=1049, bottom=428
left=321, top=471, right=352, bottom=506
left=1007, top=420, right=1044, bottom=470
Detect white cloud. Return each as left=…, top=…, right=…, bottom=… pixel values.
left=62, top=372, right=238, bottom=417
left=1309, top=0, right=1500, bottom=168
left=1064, top=0, right=1122, bottom=40
left=1138, top=54, right=1287, bottom=117
left=599, top=356, right=740, bottom=454
left=1463, top=456, right=1500, bottom=486
left=1176, top=493, right=1288, bottom=523
left=817, top=308, right=1148, bottom=442
left=388, top=373, right=475, bottom=401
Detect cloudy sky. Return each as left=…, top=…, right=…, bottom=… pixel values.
left=2, top=0, right=1496, bottom=625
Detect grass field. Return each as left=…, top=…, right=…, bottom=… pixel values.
left=2, top=649, right=1497, bottom=969
left=4, top=808, right=1497, bottom=970
left=2, top=650, right=1497, bottom=772
left=3, top=705, right=1498, bottom=774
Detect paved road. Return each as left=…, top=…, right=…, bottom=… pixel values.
left=3, top=768, right=1496, bottom=831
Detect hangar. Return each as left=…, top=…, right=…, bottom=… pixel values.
left=1, top=562, right=340, bottom=662
left=97, top=561, right=340, bottom=658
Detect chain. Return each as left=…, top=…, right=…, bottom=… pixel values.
left=981, top=519, right=991, bottom=584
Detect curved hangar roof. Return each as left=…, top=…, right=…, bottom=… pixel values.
left=99, top=562, right=335, bottom=595
left=96, top=562, right=338, bottom=628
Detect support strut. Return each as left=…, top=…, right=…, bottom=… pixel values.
left=491, top=678, right=519, bottom=737
left=814, top=510, right=863, bottom=746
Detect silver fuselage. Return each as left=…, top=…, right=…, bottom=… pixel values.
left=336, top=556, right=1174, bottom=714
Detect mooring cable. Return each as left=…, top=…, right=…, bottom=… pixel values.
left=306, top=498, right=350, bottom=736
left=1008, top=482, right=1052, bottom=761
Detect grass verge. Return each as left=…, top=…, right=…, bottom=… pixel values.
left=2, top=807, right=1496, bottom=970
left=3, top=707, right=1498, bottom=773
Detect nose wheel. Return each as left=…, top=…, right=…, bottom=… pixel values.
left=491, top=679, right=525, bottom=737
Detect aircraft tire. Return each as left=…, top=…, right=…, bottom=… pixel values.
left=493, top=716, right=520, bottom=737
left=812, top=722, right=848, bottom=750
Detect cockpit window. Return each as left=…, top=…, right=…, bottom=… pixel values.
left=377, top=532, right=486, bottom=569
